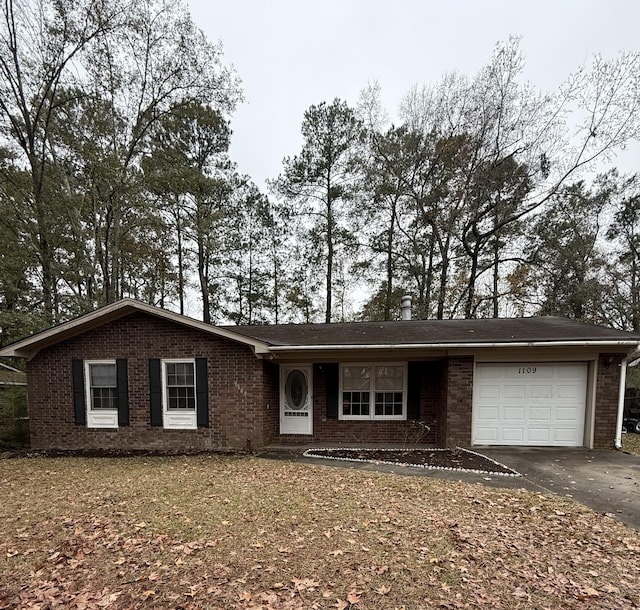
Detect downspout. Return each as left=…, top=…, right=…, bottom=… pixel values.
left=615, top=346, right=640, bottom=450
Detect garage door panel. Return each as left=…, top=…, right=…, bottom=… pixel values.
left=473, top=363, right=587, bottom=447
left=504, top=385, right=526, bottom=399
left=478, top=385, right=500, bottom=399
left=553, top=428, right=582, bottom=443
left=528, top=428, right=552, bottom=442
left=558, top=364, right=586, bottom=378
left=503, top=365, right=551, bottom=379
left=529, top=406, right=552, bottom=421
left=477, top=406, right=499, bottom=420
left=503, top=406, right=525, bottom=421
left=557, top=385, right=582, bottom=399
left=502, top=428, right=525, bottom=442
left=556, top=407, right=579, bottom=421
left=530, top=385, right=552, bottom=399
left=475, top=427, right=499, bottom=442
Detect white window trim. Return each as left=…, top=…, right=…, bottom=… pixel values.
left=161, top=358, right=197, bottom=430
left=339, top=362, right=407, bottom=421
left=85, top=360, right=118, bottom=429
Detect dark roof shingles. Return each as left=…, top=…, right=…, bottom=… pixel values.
left=222, top=317, right=640, bottom=347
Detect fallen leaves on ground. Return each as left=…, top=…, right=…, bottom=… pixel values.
left=623, top=432, right=640, bottom=456
left=0, top=455, right=638, bottom=609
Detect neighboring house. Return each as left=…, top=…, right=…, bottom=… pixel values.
left=1, top=298, right=639, bottom=452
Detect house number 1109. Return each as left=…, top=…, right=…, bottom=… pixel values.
left=518, top=367, right=537, bottom=374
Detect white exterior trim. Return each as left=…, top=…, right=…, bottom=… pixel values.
left=84, top=360, right=118, bottom=429
left=339, top=362, right=408, bottom=421
left=0, top=298, right=271, bottom=359
left=269, top=340, right=640, bottom=352
left=162, top=358, right=197, bottom=430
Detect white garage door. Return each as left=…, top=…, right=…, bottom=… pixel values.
left=473, top=363, right=587, bottom=447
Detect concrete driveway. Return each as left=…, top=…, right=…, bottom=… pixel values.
left=468, top=447, right=640, bottom=531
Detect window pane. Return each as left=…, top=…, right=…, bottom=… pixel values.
left=89, top=363, right=117, bottom=410
left=167, top=362, right=194, bottom=387
left=165, top=362, right=196, bottom=411
left=375, top=365, right=404, bottom=391
left=374, top=391, right=403, bottom=417
left=90, top=363, right=117, bottom=387
left=168, top=386, right=195, bottom=410
left=285, top=369, right=308, bottom=410
left=343, top=366, right=370, bottom=391
left=92, top=388, right=118, bottom=410
left=342, top=391, right=370, bottom=416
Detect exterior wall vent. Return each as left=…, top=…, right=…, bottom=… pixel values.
left=401, top=295, right=412, bottom=321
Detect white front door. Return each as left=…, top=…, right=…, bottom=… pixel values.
left=473, top=362, right=587, bottom=447
left=280, top=366, right=313, bottom=435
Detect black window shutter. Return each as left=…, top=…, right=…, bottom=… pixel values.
left=72, top=359, right=86, bottom=425
left=195, top=357, right=209, bottom=428
left=116, top=358, right=129, bottom=426
left=325, top=363, right=339, bottom=419
left=407, top=362, right=422, bottom=420
left=149, top=358, right=163, bottom=426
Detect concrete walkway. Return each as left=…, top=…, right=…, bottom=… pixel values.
left=258, top=445, right=640, bottom=531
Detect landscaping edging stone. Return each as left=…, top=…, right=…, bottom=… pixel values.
left=303, top=447, right=522, bottom=477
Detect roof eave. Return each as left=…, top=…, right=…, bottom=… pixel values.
left=0, top=299, right=271, bottom=359
left=267, top=340, right=640, bottom=352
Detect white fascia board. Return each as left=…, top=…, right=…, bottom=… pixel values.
left=267, top=340, right=640, bottom=352
left=0, top=298, right=270, bottom=359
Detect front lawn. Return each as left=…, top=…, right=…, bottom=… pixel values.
left=1, top=456, right=639, bottom=609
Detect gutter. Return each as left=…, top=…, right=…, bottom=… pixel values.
left=615, top=345, right=640, bottom=450
left=268, top=340, right=640, bottom=352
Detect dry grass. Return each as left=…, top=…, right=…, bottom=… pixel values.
left=0, top=455, right=639, bottom=609
left=623, top=432, right=640, bottom=456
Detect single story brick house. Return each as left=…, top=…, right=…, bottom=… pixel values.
left=1, top=298, right=639, bottom=452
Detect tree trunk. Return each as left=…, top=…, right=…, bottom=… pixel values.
left=196, top=203, right=211, bottom=323
left=175, top=201, right=184, bottom=315
left=325, top=179, right=333, bottom=324
left=436, top=233, right=450, bottom=320
left=465, top=243, right=481, bottom=319
left=272, top=241, right=280, bottom=324
left=492, top=236, right=500, bottom=318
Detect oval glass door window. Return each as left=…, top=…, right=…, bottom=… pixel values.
left=285, top=369, right=308, bottom=410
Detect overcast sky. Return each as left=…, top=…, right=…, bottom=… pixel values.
left=186, top=0, right=639, bottom=188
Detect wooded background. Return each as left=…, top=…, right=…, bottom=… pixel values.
left=1, top=0, right=640, bottom=346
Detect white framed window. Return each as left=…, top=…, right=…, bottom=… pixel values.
left=162, top=359, right=197, bottom=429
left=85, top=360, right=118, bottom=428
left=340, top=363, right=407, bottom=420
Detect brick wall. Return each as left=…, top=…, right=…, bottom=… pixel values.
left=262, top=361, right=280, bottom=445
left=593, top=353, right=625, bottom=449
left=26, top=312, right=269, bottom=451
left=274, top=361, right=445, bottom=446
left=444, top=356, right=474, bottom=447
